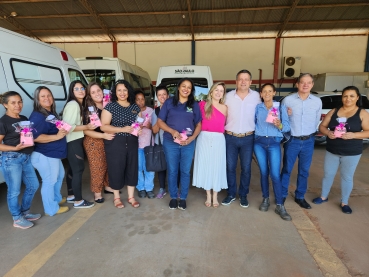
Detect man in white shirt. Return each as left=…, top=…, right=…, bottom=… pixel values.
left=281, top=73, right=322, bottom=209
left=222, top=70, right=261, bottom=208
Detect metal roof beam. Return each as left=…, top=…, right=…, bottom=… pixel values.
left=277, top=0, right=300, bottom=37
left=77, top=0, right=116, bottom=42
left=186, top=0, right=194, bottom=40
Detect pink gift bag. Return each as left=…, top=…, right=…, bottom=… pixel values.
left=103, top=90, right=111, bottom=108
left=21, top=132, right=34, bottom=146
left=56, top=121, right=72, bottom=132
left=266, top=107, right=279, bottom=123
left=174, top=131, right=188, bottom=144
left=143, top=114, right=151, bottom=127
left=130, top=123, right=140, bottom=136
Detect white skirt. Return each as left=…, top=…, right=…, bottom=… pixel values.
left=192, top=131, right=228, bottom=192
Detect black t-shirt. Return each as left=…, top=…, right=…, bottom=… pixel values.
left=0, top=114, right=34, bottom=154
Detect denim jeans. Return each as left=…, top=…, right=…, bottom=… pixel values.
left=163, top=137, right=195, bottom=200
left=137, top=148, right=155, bottom=192
left=31, top=152, right=64, bottom=216
left=281, top=136, right=315, bottom=199
left=253, top=136, right=283, bottom=204
left=321, top=151, right=361, bottom=204
left=0, top=152, right=39, bottom=220
left=225, top=134, right=254, bottom=197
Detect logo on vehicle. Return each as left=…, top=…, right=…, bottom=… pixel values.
left=175, top=67, right=195, bottom=74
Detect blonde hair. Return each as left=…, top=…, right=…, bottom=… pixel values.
left=204, top=82, right=226, bottom=119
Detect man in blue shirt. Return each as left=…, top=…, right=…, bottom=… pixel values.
left=281, top=73, right=322, bottom=209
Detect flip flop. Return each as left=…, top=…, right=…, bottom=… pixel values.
left=95, top=198, right=105, bottom=204
left=128, top=197, right=140, bottom=208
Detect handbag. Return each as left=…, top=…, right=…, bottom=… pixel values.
left=144, top=134, right=167, bottom=172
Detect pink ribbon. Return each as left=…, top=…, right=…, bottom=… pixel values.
left=133, top=123, right=140, bottom=129
left=55, top=121, right=63, bottom=128
left=103, top=95, right=110, bottom=101
left=271, top=107, right=278, bottom=115
left=21, top=128, right=31, bottom=133
left=336, top=122, right=346, bottom=131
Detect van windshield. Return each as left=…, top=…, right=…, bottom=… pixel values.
left=82, top=69, right=116, bottom=90
left=160, top=78, right=209, bottom=101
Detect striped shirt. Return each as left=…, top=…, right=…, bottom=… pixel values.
left=282, top=93, right=322, bottom=136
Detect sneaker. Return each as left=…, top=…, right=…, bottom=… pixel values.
left=178, top=199, right=186, bottom=211
left=59, top=197, right=67, bottom=205
left=259, top=198, right=270, bottom=212
left=146, top=191, right=155, bottom=199
left=138, top=190, right=147, bottom=198
left=46, top=206, right=69, bottom=216
left=221, top=195, right=236, bottom=206
left=239, top=196, right=249, bottom=208
left=74, top=200, right=95, bottom=209
left=341, top=205, right=352, bottom=214
left=312, top=197, right=328, bottom=204
left=13, top=216, right=34, bottom=229
left=156, top=188, right=167, bottom=199
left=275, top=204, right=292, bottom=221
left=23, top=213, right=41, bottom=221
left=67, top=196, right=75, bottom=203
left=169, top=199, right=178, bottom=210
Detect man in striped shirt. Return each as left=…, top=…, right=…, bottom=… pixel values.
left=281, top=73, right=322, bottom=209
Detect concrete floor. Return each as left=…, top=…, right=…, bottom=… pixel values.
left=0, top=145, right=368, bottom=277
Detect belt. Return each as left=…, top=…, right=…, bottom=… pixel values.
left=226, top=131, right=254, bottom=137
left=292, top=133, right=315, bottom=140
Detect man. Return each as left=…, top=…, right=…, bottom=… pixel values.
left=281, top=73, right=322, bottom=209
left=222, top=70, right=261, bottom=207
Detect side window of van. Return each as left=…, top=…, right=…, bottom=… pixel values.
left=11, top=59, right=67, bottom=100
left=68, top=69, right=88, bottom=87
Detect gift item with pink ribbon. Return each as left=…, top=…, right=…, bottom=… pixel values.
left=46, top=115, right=72, bottom=132
left=334, top=117, right=347, bottom=138
left=103, top=89, right=111, bottom=108
left=12, top=121, right=35, bottom=146
left=88, top=106, right=102, bottom=127
left=130, top=116, right=144, bottom=136
left=142, top=113, right=151, bottom=127
left=174, top=128, right=192, bottom=144
left=266, top=102, right=280, bottom=123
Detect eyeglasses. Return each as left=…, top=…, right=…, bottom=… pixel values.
left=74, top=87, right=85, bottom=91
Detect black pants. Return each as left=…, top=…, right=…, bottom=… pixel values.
left=157, top=169, right=180, bottom=189
left=104, top=135, right=138, bottom=190
left=66, top=138, right=85, bottom=201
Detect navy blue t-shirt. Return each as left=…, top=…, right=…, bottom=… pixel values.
left=29, top=111, right=67, bottom=159
left=158, top=98, right=202, bottom=141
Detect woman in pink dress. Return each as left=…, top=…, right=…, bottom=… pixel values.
left=193, top=82, right=228, bottom=207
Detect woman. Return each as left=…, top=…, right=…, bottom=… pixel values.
left=193, top=82, right=227, bottom=208
left=158, top=78, right=202, bottom=211
left=313, top=86, right=369, bottom=214
left=83, top=82, right=115, bottom=203
left=253, top=83, right=291, bottom=221
left=62, top=80, right=96, bottom=208
left=151, top=85, right=170, bottom=198
left=100, top=79, right=141, bottom=209
left=0, top=91, right=40, bottom=229
left=30, top=86, right=69, bottom=216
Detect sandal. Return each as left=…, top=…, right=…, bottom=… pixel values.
left=114, top=198, right=124, bottom=209
left=205, top=201, right=211, bottom=208
left=128, top=197, right=140, bottom=208
left=213, top=202, right=219, bottom=208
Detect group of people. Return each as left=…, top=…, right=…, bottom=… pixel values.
left=1, top=70, right=368, bottom=229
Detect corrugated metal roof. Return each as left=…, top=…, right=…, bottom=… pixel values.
left=0, top=0, right=367, bottom=42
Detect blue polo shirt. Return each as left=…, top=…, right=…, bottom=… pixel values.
left=29, top=111, right=67, bottom=159
left=158, top=98, right=202, bottom=141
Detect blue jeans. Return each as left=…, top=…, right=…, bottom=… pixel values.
left=0, top=152, right=39, bottom=220
left=163, top=138, right=195, bottom=200
left=31, top=152, right=64, bottom=216
left=225, top=134, right=254, bottom=197
left=253, top=136, right=283, bottom=204
left=136, top=148, right=155, bottom=192
left=281, top=136, right=315, bottom=199
left=321, top=151, right=361, bottom=205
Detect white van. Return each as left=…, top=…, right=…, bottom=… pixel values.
left=76, top=57, right=155, bottom=107
left=0, top=27, right=87, bottom=117
left=156, top=65, right=213, bottom=106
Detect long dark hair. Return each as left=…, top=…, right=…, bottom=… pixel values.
left=33, top=86, right=59, bottom=118
left=62, top=80, right=85, bottom=118
left=83, top=82, right=102, bottom=121
left=0, top=91, right=22, bottom=110
left=337, top=85, right=362, bottom=109
left=111, top=79, right=136, bottom=104
left=172, top=78, right=195, bottom=108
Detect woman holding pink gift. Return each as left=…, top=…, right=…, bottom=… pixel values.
left=83, top=82, right=115, bottom=203
left=62, top=80, right=97, bottom=209
left=29, top=86, right=69, bottom=216
left=192, top=82, right=228, bottom=208
left=0, top=91, right=41, bottom=229
left=313, top=86, right=369, bottom=214
left=253, top=83, right=292, bottom=221
left=101, top=79, right=142, bottom=209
